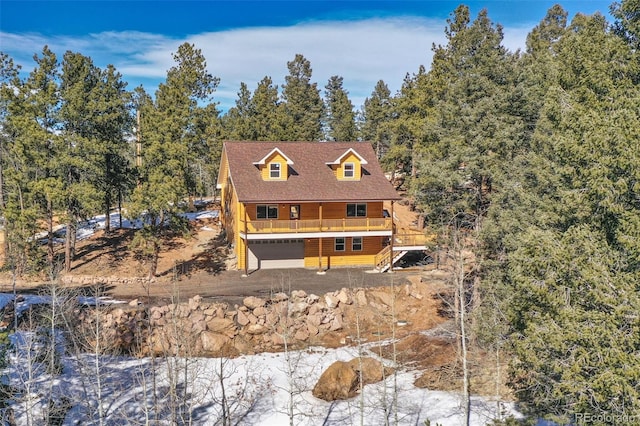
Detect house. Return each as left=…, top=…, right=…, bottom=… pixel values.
left=217, top=141, right=426, bottom=274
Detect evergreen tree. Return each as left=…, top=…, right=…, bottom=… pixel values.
left=129, top=43, right=219, bottom=277
left=12, top=47, right=64, bottom=273
left=360, top=80, right=393, bottom=158
left=281, top=54, right=324, bottom=141
left=505, top=10, right=640, bottom=423
left=59, top=51, right=104, bottom=272
left=223, top=82, right=255, bottom=140
left=252, top=76, right=285, bottom=140
left=323, top=75, right=356, bottom=141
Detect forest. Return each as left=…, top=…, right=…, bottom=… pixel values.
left=0, top=1, right=639, bottom=424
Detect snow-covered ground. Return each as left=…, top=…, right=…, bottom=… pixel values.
left=32, top=204, right=220, bottom=244
left=2, top=333, right=521, bottom=425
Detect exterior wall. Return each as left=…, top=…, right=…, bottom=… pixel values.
left=334, top=152, right=363, bottom=181
left=303, top=236, right=385, bottom=268
left=259, top=152, right=288, bottom=181
left=243, top=201, right=384, bottom=221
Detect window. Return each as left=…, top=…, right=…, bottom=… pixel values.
left=335, top=237, right=345, bottom=251
left=352, top=237, right=363, bottom=251
left=270, top=162, right=281, bottom=178
left=257, top=204, right=278, bottom=219
left=346, top=203, right=367, bottom=217
left=343, top=162, right=354, bottom=178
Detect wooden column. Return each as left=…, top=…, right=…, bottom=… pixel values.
left=318, top=203, right=323, bottom=272
left=389, top=200, right=394, bottom=273
left=243, top=204, right=249, bottom=276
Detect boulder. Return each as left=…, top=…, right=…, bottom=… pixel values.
left=312, top=361, right=359, bottom=401
left=347, top=357, right=390, bottom=385
left=324, top=294, right=339, bottom=309
left=200, top=331, right=230, bottom=353
left=206, top=317, right=237, bottom=338
left=243, top=296, right=266, bottom=310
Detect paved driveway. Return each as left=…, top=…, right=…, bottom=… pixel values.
left=118, top=267, right=414, bottom=306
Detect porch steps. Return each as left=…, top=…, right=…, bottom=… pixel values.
left=375, top=250, right=409, bottom=272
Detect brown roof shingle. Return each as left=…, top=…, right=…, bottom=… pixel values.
left=223, top=141, right=401, bottom=203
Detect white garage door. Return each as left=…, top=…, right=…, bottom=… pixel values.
left=248, top=239, right=305, bottom=270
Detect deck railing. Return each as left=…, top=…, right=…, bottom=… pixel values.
left=242, top=217, right=392, bottom=234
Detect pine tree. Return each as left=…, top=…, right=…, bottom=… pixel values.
left=129, top=43, right=219, bottom=278
left=323, top=75, right=356, bottom=141
left=281, top=54, right=324, bottom=141
left=360, top=80, right=393, bottom=158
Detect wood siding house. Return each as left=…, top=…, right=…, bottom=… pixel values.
left=217, top=141, right=422, bottom=273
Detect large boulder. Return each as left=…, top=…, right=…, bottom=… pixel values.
left=312, top=361, right=359, bottom=401
left=347, top=357, right=391, bottom=385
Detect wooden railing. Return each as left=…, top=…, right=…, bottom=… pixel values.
left=374, top=245, right=392, bottom=270
left=242, top=217, right=392, bottom=234
left=374, top=232, right=435, bottom=270
left=393, top=232, right=435, bottom=247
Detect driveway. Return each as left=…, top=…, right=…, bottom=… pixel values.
left=110, top=267, right=415, bottom=306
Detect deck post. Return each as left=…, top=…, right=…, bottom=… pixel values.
left=318, top=203, right=324, bottom=273
left=243, top=204, right=249, bottom=276
left=389, top=200, right=394, bottom=273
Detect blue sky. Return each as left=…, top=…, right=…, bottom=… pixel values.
left=1, top=1, right=614, bottom=112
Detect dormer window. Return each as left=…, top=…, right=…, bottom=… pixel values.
left=343, top=162, right=354, bottom=178
left=270, top=163, right=281, bottom=179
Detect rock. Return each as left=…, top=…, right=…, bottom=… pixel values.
left=346, top=357, right=390, bottom=385
left=206, top=318, right=237, bottom=338
left=128, top=299, right=140, bottom=307
left=243, top=296, right=266, bottom=310
left=336, top=289, right=352, bottom=305
left=246, top=324, right=268, bottom=335
left=329, top=314, right=344, bottom=331
left=354, top=290, right=367, bottom=306
left=324, top=294, right=339, bottom=309
left=291, top=289, right=307, bottom=300
left=290, top=301, right=309, bottom=316
left=294, top=328, right=309, bottom=341
left=312, top=361, right=359, bottom=401
left=200, top=331, right=230, bottom=353
left=253, top=306, right=267, bottom=317
left=188, top=295, right=202, bottom=310
left=271, top=292, right=289, bottom=302
left=237, top=309, right=250, bottom=326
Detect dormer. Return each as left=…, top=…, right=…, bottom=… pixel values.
left=253, top=147, right=293, bottom=181
left=326, top=148, right=368, bottom=181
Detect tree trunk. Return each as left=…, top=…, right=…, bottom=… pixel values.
left=46, top=199, right=55, bottom=272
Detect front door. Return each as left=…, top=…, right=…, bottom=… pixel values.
left=290, top=205, right=300, bottom=220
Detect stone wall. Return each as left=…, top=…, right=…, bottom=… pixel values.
left=75, top=287, right=374, bottom=357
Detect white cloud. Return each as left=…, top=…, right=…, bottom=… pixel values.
left=2, top=16, right=531, bottom=112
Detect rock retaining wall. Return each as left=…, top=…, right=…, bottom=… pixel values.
left=75, top=286, right=396, bottom=357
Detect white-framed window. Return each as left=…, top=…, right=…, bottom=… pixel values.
left=352, top=237, right=363, bottom=251
left=257, top=204, right=278, bottom=219
left=335, top=237, right=345, bottom=251
left=343, top=162, right=355, bottom=178
left=346, top=203, right=367, bottom=217
left=269, top=162, right=281, bottom=178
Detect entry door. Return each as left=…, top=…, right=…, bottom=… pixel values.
left=290, top=205, right=300, bottom=220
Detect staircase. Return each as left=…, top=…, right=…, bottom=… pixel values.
left=374, top=246, right=409, bottom=272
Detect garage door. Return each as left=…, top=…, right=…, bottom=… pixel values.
left=248, top=239, right=305, bottom=270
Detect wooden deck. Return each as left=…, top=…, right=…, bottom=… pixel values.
left=241, top=218, right=392, bottom=234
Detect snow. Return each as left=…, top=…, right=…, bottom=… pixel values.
left=0, top=296, right=522, bottom=425
left=33, top=206, right=220, bottom=244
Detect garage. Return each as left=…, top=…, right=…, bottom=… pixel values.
left=247, top=239, right=305, bottom=270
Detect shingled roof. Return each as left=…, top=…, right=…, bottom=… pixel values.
left=221, top=141, right=401, bottom=203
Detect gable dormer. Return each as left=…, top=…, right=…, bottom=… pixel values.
left=326, top=148, right=368, bottom=181
left=253, top=147, right=293, bottom=181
